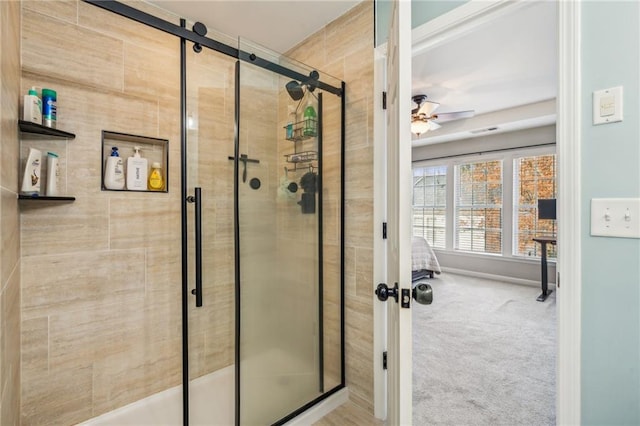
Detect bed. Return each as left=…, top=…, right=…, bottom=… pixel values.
left=412, top=236, right=441, bottom=281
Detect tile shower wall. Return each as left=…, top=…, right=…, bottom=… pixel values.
left=1, top=1, right=21, bottom=424
left=18, top=2, right=232, bottom=424
left=287, top=0, right=376, bottom=413
left=19, top=1, right=373, bottom=425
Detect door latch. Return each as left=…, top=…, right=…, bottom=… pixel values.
left=376, top=283, right=412, bottom=309
left=401, top=288, right=411, bottom=308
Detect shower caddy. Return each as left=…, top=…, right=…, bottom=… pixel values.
left=284, top=92, right=318, bottom=173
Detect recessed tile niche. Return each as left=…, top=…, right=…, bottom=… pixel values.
left=101, top=130, right=168, bottom=192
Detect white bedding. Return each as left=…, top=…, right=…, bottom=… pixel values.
left=412, top=236, right=441, bottom=274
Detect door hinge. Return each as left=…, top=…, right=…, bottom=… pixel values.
left=383, top=351, right=387, bottom=370
left=382, top=91, right=387, bottom=110
left=382, top=222, right=387, bottom=239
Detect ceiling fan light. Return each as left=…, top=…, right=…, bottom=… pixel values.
left=411, top=120, right=431, bottom=136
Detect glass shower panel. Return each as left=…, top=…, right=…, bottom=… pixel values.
left=237, top=38, right=343, bottom=425
left=316, top=74, right=343, bottom=395
left=185, top=38, right=237, bottom=424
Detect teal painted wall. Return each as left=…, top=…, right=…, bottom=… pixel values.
left=581, top=1, right=640, bottom=424
left=376, top=0, right=640, bottom=421
left=375, top=0, right=469, bottom=45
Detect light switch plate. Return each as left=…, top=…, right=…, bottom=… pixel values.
left=593, top=86, right=623, bottom=125
left=591, top=198, right=640, bottom=238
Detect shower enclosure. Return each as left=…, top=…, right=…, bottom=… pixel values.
left=87, top=2, right=345, bottom=425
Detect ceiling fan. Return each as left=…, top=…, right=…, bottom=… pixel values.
left=411, top=94, right=475, bottom=136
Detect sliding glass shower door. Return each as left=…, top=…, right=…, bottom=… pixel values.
left=183, top=32, right=344, bottom=425
left=237, top=39, right=319, bottom=424
left=184, top=35, right=237, bottom=425
left=236, top=38, right=344, bottom=425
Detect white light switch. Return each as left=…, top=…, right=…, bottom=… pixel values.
left=599, top=95, right=615, bottom=116
left=591, top=198, right=640, bottom=238
left=593, top=86, right=623, bottom=125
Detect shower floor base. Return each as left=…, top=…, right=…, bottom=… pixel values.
left=78, top=365, right=348, bottom=425
left=80, top=366, right=234, bottom=425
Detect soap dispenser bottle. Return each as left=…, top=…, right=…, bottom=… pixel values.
left=104, top=146, right=125, bottom=190
left=126, top=146, right=148, bottom=191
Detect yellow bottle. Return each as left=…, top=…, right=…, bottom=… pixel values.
left=148, top=162, right=164, bottom=191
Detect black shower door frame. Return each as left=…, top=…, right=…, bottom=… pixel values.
left=83, top=2, right=346, bottom=425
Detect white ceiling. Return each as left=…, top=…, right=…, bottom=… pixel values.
left=412, top=1, right=558, bottom=145
left=147, top=0, right=360, bottom=53
left=147, top=1, right=557, bottom=146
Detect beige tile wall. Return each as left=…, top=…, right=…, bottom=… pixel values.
left=18, top=2, right=231, bottom=424
left=18, top=0, right=374, bottom=424
left=286, top=0, right=376, bottom=414
left=1, top=1, right=22, bottom=425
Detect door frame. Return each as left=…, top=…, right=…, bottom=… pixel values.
left=372, top=0, right=581, bottom=423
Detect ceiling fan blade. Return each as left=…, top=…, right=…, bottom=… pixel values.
left=428, top=121, right=442, bottom=131
left=418, top=100, right=439, bottom=117
left=431, top=110, right=475, bottom=123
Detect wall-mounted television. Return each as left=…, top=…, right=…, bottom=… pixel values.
left=538, top=198, right=557, bottom=220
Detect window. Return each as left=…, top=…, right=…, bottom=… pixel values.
left=412, top=145, right=556, bottom=260
left=412, top=165, right=446, bottom=249
left=454, top=160, right=503, bottom=254
left=513, top=154, right=557, bottom=258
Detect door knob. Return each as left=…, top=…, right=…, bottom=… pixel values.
left=412, top=283, right=433, bottom=305
left=375, top=283, right=398, bottom=303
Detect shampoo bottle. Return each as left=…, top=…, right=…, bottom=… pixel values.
left=21, top=148, right=42, bottom=195
left=126, top=146, right=148, bottom=191
left=104, top=146, right=125, bottom=190
left=46, top=152, right=59, bottom=196
left=23, top=87, right=42, bottom=125
left=148, top=162, right=164, bottom=191
left=303, top=98, right=317, bottom=137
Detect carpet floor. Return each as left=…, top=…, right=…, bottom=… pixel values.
left=413, top=273, right=556, bottom=426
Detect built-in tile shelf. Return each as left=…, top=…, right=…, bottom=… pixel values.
left=18, top=120, right=76, bottom=203
left=18, top=195, right=76, bottom=202
left=18, top=120, right=76, bottom=139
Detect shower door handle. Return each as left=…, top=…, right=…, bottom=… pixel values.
left=187, top=187, right=203, bottom=307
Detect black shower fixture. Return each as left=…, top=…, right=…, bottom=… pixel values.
left=307, top=70, right=320, bottom=92
left=285, top=80, right=305, bottom=101
left=192, top=21, right=207, bottom=53
left=285, top=70, right=321, bottom=100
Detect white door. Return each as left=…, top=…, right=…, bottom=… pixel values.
left=383, top=0, right=413, bottom=424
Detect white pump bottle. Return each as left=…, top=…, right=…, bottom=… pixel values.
left=126, top=146, right=148, bottom=191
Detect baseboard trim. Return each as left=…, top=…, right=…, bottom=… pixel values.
left=440, top=267, right=556, bottom=288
